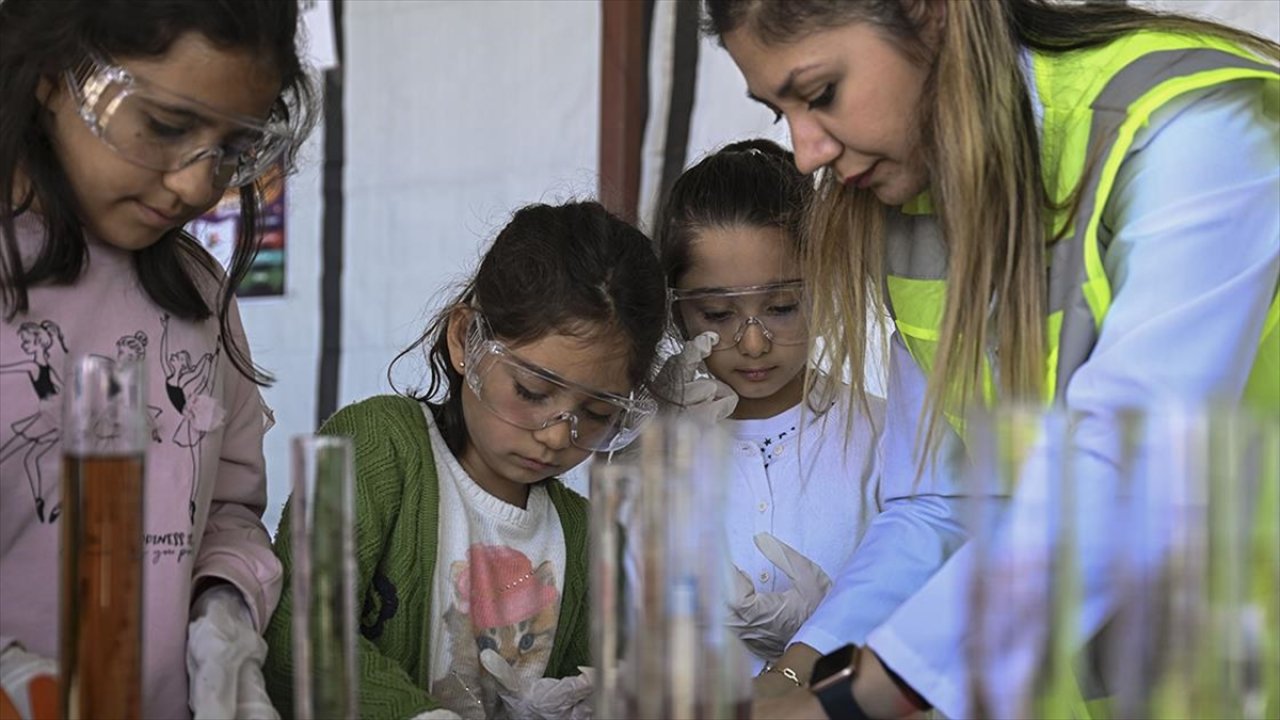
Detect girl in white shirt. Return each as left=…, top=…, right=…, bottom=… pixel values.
left=653, top=139, right=965, bottom=675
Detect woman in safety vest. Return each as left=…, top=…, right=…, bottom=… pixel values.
left=704, top=0, right=1278, bottom=718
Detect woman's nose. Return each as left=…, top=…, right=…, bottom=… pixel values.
left=789, top=115, right=842, bottom=176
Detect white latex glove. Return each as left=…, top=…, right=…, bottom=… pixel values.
left=0, top=639, right=58, bottom=720
left=653, top=331, right=738, bottom=424
left=408, top=710, right=464, bottom=720
left=726, top=533, right=833, bottom=660
left=479, top=649, right=594, bottom=720
left=186, top=584, right=279, bottom=720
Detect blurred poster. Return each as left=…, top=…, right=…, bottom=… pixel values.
left=187, top=165, right=287, bottom=298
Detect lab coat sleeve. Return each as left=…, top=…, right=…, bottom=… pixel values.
left=791, top=333, right=970, bottom=654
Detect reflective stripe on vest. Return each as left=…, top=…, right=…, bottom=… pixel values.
left=885, top=37, right=1280, bottom=426
left=1046, top=47, right=1279, bottom=405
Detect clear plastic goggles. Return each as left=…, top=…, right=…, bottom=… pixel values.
left=669, top=280, right=808, bottom=352
left=64, top=54, right=291, bottom=189
left=463, top=314, right=657, bottom=453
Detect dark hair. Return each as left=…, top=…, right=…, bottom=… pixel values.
left=0, top=0, right=318, bottom=386
left=390, top=201, right=668, bottom=456
left=655, top=138, right=813, bottom=288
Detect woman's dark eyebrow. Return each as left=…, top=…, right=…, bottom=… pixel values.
left=746, top=62, right=820, bottom=117
left=767, top=63, right=822, bottom=101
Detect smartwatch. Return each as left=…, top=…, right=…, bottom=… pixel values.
left=808, top=644, right=871, bottom=720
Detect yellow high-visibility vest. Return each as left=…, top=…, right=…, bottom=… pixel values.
left=883, top=31, right=1279, bottom=718
left=885, top=32, right=1279, bottom=427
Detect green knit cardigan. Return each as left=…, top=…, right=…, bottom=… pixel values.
left=263, top=395, right=592, bottom=719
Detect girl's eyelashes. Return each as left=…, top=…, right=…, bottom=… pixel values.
left=807, top=83, right=836, bottom=111
left=513, top=379, right=620, bottom=425
left=514, top=381, right=549, bottom=404
left=580, top=405, right=616, bottom=425
left=145, top=115, right=193, bottom=139
left=770, top=108, right=784, bottom=125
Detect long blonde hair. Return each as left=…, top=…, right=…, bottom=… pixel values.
left=705, top=0, right=1280, bottom=459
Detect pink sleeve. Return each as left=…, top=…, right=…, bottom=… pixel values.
left=190, top=301, right=282, bottom=631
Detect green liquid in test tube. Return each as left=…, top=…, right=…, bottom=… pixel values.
left=290, top=435, right=358, bottom=720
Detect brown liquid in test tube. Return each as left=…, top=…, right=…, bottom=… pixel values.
left=60, top=454, right=144, bottom=719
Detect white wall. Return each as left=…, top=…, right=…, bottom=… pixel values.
left=340, top=0, right=602, bottom=406
left=242, top=0, right=1276, bottom=529
left=1137, top=0, right=1280, bottom=42
left=248, top=0, right=604, bottom=530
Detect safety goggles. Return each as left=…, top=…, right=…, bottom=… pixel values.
left=463, top=314, right=657, bottom=453
left=669, top=280, right=808, bottom=352
left=64, top=54, right=291, bottom=189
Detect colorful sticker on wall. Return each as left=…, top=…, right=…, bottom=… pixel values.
left=186, top=164, right=287, bottom=298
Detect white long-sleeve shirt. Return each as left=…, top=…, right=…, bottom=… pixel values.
left=724, top=382, right=890, bottom=673
left=864, top=73, right=1280, bottom=718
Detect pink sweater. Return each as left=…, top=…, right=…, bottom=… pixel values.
left=0, top=214, right=281, bottom=719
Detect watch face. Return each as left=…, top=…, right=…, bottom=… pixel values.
left=811, top=644, right=858, bottom=685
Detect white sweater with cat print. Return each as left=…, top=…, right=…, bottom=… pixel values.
left=421, top=407, right=566, bottom=720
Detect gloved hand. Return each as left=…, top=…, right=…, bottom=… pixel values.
left=727, top=533, right=833, bottom=660
left=186, top=584, right=278, bottom=720
left=479, top=649, right=594, bottom=720
left=0, top=640, right=57, bottom=720
left=408, top=710, right=464, bottom=720
left=653, top=331, right=738, bottom=424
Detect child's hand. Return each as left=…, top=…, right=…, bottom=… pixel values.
left=0, top=641, right=57, bottom=720
left=727, top=533, right=832, bottom=660
left=654, top=331, right=738, bottom=423
left=186, top=585, right=278, bottom=720
left=408, top=711, right=463, bottom=720
left=479, top=650, right=594, bottom=720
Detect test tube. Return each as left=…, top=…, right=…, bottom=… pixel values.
left=289, top=435, right=358, bottom=720
left=959, top=403, right=1039, bottom=719
left=959, top=403, right=1075, bottom=719
left=589, top=460, right=633, bottom=720
left=589, top=415, right=748, bottom=719
left=60, top=355, right=147, bottom=719
left=1114, top=404, right=1274, bottom=719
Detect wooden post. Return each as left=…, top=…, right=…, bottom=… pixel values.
left=599, top=0, right=649, bottom=224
